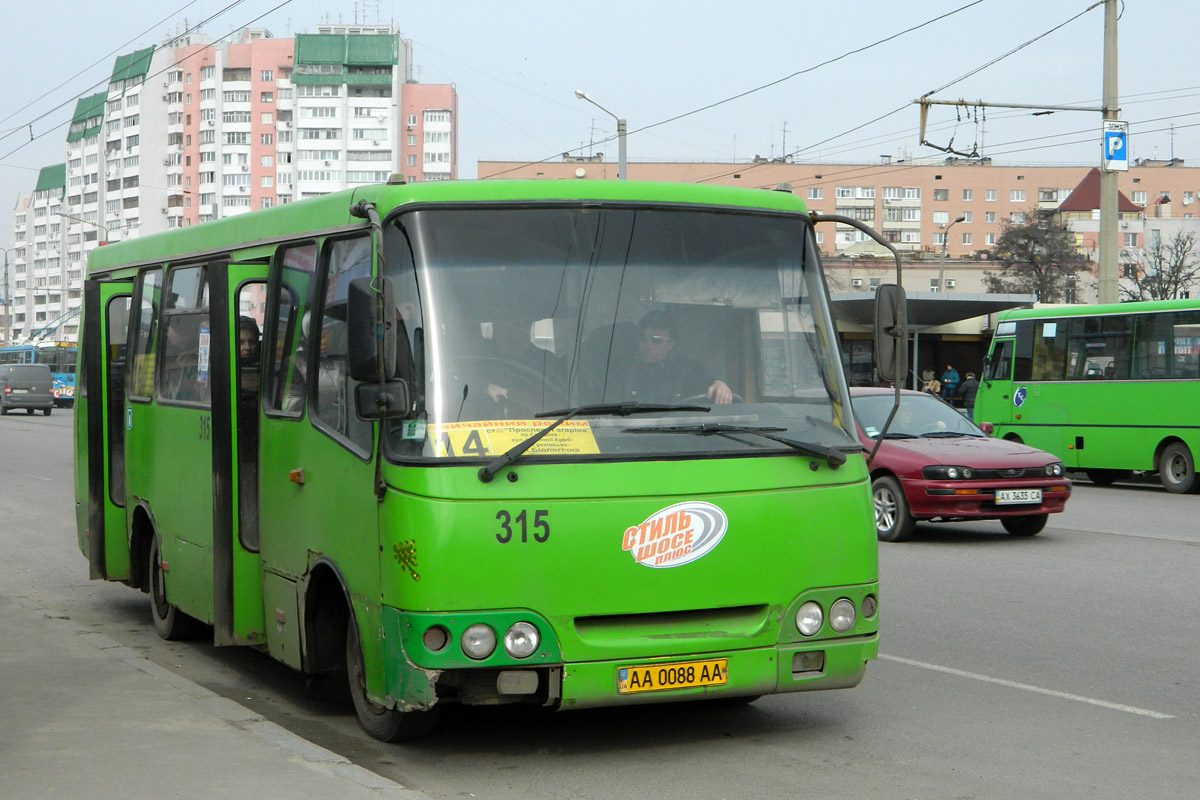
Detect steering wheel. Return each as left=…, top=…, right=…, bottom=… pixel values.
left=682, top=392, right=744, bottom=406
left=452, top=356, right=568, bottom=418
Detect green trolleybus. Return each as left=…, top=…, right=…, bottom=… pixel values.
left=975, top=298, right=1200, bottom=494
left=74, top=178, right=881, bottom=740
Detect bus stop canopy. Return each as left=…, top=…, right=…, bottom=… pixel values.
left=829, top=292, right=1037, bottom=331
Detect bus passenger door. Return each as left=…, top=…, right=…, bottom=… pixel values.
left=210, top=262, right=270, bottom=646
left=78, top=280, right=133, bottom=580
left=979, top=337, right=1015, bottom=428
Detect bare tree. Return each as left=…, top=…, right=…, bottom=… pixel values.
left=983, top=211, right=1089, bottom=302
left=1120, top=229, right=1200, bottom=301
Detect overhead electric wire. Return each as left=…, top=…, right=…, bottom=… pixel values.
left=0, top=0, right=207, bottom=136
left=1, top=0, right=297, bottom=161
left=479, top=0, right=988, bottom=179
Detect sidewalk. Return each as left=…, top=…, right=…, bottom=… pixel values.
left=0, top=591, right=430, bottom=800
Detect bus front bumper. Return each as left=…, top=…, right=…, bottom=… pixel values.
left=557, top=634, right=878, bottom=709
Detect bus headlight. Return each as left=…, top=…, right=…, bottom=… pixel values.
left=829, top=598, right=856, bottom=633
left=461, top=623, right=497, bottom=659
left=503, top=622, right=540, bottom=659
left=796, top=601, right=823, bottom=636
left=1044, top=462, right=1064, bottom=477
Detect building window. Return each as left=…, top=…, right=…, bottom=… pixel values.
left=261, top=91, right=274, bottom=103
left=961, top=232, right=972, bottom=245
left=986, top=233, right=996, bottom=245
left=1010, top=211, right=1026, bottom=224
left=807, top=187, right=823, bottom=201
left=1132, top=191, right=1147, bottom=205
left=933, top=233, right=947, bottom=246
left=1123, top=233, right=1138, bottom=247
left=962, top=189, right=973, bottom=201
left=260, top=70, right=274, bottom=82
left=932, top=211, right=950, bottom=225
left=933, top=189, right=949, bottom=201
left=1010, top=189, right=1026, bottom=202
left=261, top=134, right=274, bottom=145
left=986, top=189, right=996, bottom=201
left=985, top=211, right=996, bottom=224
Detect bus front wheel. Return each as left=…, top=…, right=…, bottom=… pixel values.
left=1159, top=442, right=1199, bottom=494
left=346, top=617, right=439, bottom=741
left=148, top=534, right=202, bottom=640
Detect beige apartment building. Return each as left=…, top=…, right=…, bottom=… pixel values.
left=479, top=156, right=1200, bottom=384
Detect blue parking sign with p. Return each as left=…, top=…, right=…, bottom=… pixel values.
left=1103, top=122, right=1128, bottom=171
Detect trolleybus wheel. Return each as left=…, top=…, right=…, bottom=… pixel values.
left=148, top=534, right=202, bottom=640
left=346, top=617, right=439, bottom=741
left=1085, top=469, right=1130, bottom=486
left=1001, top=514, right=1047, bottom=536
left=872, top=475, right=915, bottom=542
left=1159, top=442, right=1198, bottom=494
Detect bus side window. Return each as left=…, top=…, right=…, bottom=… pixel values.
left=988, top=340, right=1013, bottom=381
left=128, top=268, right=163, bottom=401
left=312, top=235, right=373, bottom=453
left=265, top=243, right=318, bottom=415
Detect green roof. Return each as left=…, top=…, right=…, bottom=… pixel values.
left=34, top=163, right=66, bottom=196
left=294, top=34, right=398, bottom=66
left=67, top=92, right=108, bottom=143
left=111, top=46, right=155, bottom=84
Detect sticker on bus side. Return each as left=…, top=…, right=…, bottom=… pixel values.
left=427, top=419, right=600, bottom=458
left=622, top=501, right=728, bottom=568
left=1014, top=386, right=1027, bottom=408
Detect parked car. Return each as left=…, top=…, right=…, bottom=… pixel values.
left=851, top=388, right=1071, bottom=541
left=0, top=364, right=55, bottom=416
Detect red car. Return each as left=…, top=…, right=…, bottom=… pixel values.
left=851, top=388, right=1071, bottom=542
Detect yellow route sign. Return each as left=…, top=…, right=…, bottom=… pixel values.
left=428, top=419, right=600, bottom=458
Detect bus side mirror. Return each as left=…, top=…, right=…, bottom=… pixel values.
left=347, top=276, right=397, bottom=382
left=874, top=284, right=908, bottom=384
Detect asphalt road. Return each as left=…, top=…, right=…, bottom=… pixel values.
left=2, top=412, right=1197, bottom=799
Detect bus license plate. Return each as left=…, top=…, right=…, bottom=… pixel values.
left=995, top=488, right=1041, bottom=505
left=617, top=658, right=728, bottom=694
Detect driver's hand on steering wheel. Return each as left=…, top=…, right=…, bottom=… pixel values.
left=708, top=380, right=733, bottom=405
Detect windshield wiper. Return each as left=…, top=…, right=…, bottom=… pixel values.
left=880, top=432, right=919, bottom=439
left=919, top=430, right=976, bottom=438
left=626, top=423, right=848, bottom=467
left=477, top=402, right=710, bottom=483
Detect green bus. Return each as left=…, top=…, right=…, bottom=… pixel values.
left=74, top=178, right=881, bottom=740
left=975, top=298, right=1200, bottom=493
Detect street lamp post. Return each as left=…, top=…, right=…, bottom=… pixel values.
left=1, top=246, right=10, bottom=345
left=574, top=90, right=626, bottom=180
left=937, top=215, right=967, bottom=292
left=57, top=211, right=110, bottom=244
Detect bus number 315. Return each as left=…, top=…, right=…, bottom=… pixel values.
left=496, top=510, right=550, bottom=544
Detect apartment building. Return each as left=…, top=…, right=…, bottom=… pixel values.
left=477, top=156, right=1200, bottom=263
left=5, top=24, right=457, bottom=344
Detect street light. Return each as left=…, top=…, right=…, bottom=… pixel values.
left=56, top=211, right=109, bottom=244
left=574, top=89, right=627, bottom=180
left=937, top=215, right=967, bottom=292
left=0, top=246, right=10, bottom=345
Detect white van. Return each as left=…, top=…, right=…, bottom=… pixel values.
left=0, top=364, right=55, bottom=415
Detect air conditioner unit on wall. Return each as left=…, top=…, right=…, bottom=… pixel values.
left=946, top=279, right=956, bottom=288
left=851, top=278, right=863, bottom=287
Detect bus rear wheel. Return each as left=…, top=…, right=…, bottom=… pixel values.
left=346, top=617, right=439, bottom=741
left=1159, top=442, right=1198, bottom=494
left=148, top=534, right=202, bottom=640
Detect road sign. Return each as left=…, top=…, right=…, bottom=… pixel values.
left=1103, top=120, right=1128, bottom=172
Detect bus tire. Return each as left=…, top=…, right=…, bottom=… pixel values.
left=1085, top=469, right=1130, bottom=486
left=872, top=476, right=915, bottom=542
left=1001, top=514, right=1047, bottom=536
left=1159, top=442, right=1198, bottom=494
left=148, top=533, right=202, bottom=640
left=346, top=616, right=439, bottom=741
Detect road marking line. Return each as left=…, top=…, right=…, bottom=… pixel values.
left=879, top=654, right=1174, bottom=719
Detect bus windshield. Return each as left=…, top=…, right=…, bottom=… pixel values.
left=383, top=204, right=856, bottom=462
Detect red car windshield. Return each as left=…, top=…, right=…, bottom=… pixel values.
left=854, top=393, right=985, bottom=439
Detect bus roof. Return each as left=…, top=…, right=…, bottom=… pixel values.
left=86, top=179, right=809, bottom=276
left=996, top=296, right=1200, bottom=322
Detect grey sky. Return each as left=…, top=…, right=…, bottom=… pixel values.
left=2, top=0, right=1196, bottom=248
